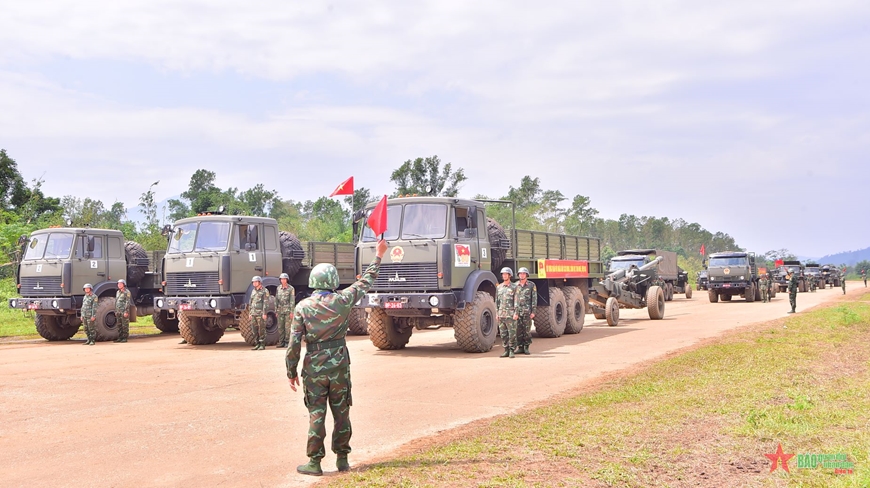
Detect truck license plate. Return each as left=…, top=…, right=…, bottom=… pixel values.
left=384, top=302, right=403, bottom=309
left=723, top=284, right=731, bottom=288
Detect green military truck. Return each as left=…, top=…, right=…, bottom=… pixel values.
left=706, top=251, right=760, bottom=302
left=354, top=196, right=604, bottom=353
left=8, top=227, right=162, bottom=341
left=153, top=213, right=359, bottom=346
left=821, top=264, right=841, bottom=288
left=804, top=263, right=825, bottom=289
left=774, top=260, right=807, bottom=293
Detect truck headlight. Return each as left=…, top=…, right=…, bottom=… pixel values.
left=10, top=299, right=16, bottom=308
left=209, top=299, right=217, bottom=308
left=428, top=296, right=440, bottom=307
left=156, top=298, right=165, bottom=308
left=51, top=300, right=58, bottom=308
left=739, top=276, right=745, bottom=280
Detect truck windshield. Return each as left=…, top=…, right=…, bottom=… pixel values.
left=708, top=257, right=748, bottom=267
left=168, top=222, right=230, bottom=253
left=24, top=233, right=74, bottom=260
left=401, top=204, right=447, bottom=239
left=609, top=259, right=645, bottom=271
left=361, top=205, right=402, bottom=242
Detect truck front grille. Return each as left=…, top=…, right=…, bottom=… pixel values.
left=165, top=272, right=220, bottom=295
left=373, top=263, right=439, bottom=291
left=19, top=276, right=63, bottom=297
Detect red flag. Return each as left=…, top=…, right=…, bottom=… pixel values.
left=367, top=195, right=388, bottom=236
left=329, top=176, right=354, bottom=197
left=699, top=244, right=705, bottom=256
left=775, top=259, right=784, bottom=267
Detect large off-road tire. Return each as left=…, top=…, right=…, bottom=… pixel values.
left=708, top=290, right=719, bottom=303
left=453, top=291, right=498, bottom=352
left=662, top=283, right=670, bottom=302
left=239, top=305, right=280, bottom=346
left=178, top=311, right=225, bottom=345
left=92, top=297, right=120, bottom=342
left=685, top=286, right=693, bottom=299
left=745, top=284, right=756, bottom=302
left=563, top=287, right=585, bottom=334
left=534, top=288, right=567, bottom=338
left=279, top=231, right=304, bottom=280
left=605, top=296, right=620, bottom=327
left=124, top=241, right=148, bottom=287
left=152, top=310, right=179, bottom=333
left=647, top=285, right=665, bottom=320
left=755, top=284, right=762, bottom=301
left=346, top=308, right=368, bottom=336
left=486, top=218, right=508, bottom=273
left=770, top=287, right=776, bottom=299
left=368, top=308, right=412, bottom=350
left=34, top=314, right=80, bottom=341
left=721, top=294, right=732, bottom=302
left=798, top=280, right=807, bottom=293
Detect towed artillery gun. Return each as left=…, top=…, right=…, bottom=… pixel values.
left=588, top=255, right=666, bottom=326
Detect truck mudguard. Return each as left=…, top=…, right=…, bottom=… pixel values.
left=460, top=269, right=498, bottom=306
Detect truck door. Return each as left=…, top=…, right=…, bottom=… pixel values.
left=75, top=234, right=106, bottom=289
left=262, top=224, right=280, bottom=277
left=106, top=235, right=125, bottom=282
left=232, top=223, right=265, bottom=283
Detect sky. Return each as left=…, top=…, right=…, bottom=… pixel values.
left=1, top=1, right=868, bottom=258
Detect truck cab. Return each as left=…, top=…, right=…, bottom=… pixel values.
left=706, top=251, right=758, bottom=302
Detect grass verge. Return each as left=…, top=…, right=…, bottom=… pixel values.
left=325, top=300, right=870, bottom=487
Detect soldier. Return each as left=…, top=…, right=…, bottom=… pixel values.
left=787, top=269, right=798, bottom=313
left=249, top=276, right=268, bottom=350
left=841, top=271, right=847, bottom=295
left=113, top=279, right=132, bottom=343
left=81, top=284, right=98, bottom=345
left=767, top=272, right=774, bottom=298
left=286, top=238, right=387, bottom=476
left=809, top=275, right=816, bottom=293
left=863, top=270, right=867, bottom=287
left=514, top=267, right=536, bottom=355
left=496, top=267, right=518, bottom=359
left=759, top=273, right=769, bottom=303
left=276, top=273, right=295, bottom=348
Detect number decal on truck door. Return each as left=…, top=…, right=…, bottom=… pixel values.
left=186, top=258, right=195, bottom=267
left=249, top=252, right=257, bottom=262
left=481, top=248, right=487, bottom=258
left=90, top=260, right=98, bottom=269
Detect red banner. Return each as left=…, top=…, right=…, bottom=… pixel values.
left=367, top=195, right=388, bottom=236
left=537, top=259, right=589, bottom=278
left=775, top=259, right=784, bottom=267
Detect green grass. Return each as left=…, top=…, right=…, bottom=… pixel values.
left=323, top=300, right=870, bottom=487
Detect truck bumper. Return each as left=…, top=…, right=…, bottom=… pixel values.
left=8, top=297, right=74, bottom=312
left=709, top=282, right=749, bottom=291
left=155, top=296, right=234, bottom=314
left=359, top=291, right=460, bottom=311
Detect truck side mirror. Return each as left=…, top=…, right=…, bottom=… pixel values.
left=468, top=208, right=479, bottom=229
left=87, top=236, right=96, bottom=252
left=17, top=235, right=28, bottom=247
left=246, top=226, right=258, bottom=251
left=463, top=228, right=477, bottom=238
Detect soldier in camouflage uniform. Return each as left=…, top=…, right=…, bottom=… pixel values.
left=514, top=267, right=536, bottom=355
left=249, top=276, right=268, bottom=350
left=81, top=284, right=98, bottom=345
left=759, top=273, right=769, bottom=303
left=286, top=238, right=387, bottom=476
left=862, top=270, right=866, bottom=287
left=276, top=273, right=295, bottom=348
left=496, top=267, right=518, bottom=359
left=114, top=279, right=132, bottom=342
left=787, top=270, right=798, bottom=313
left=841, top=271, right=847, bottom=294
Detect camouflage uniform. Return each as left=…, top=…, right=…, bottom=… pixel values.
left=862, top=271, right=866, bottom=287
left=276, top=284, right=296, bottom=347
left=759, top=275, right=769, bottom=303
left=285, top=256, right=381, bottom=467
left=115, top=287, right=132, bottom=341
left=81, top=292, right=98, bottom=344
left=515, top=280, right=537, bottom=350
left=787, top=273, right=798, bottom=313
left=841, top=274, right=847, bottom=294
left=496, top=281, right=519, bottom=353
left=249, top=286, right=269, bottom=348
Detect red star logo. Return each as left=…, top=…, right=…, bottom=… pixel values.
left=764, top=444, right=795, bottom=473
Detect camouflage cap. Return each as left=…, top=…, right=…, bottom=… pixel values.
left=309, top=263, right=339, bottom=290
left=500, top=267, right=514, bottom=276
left=279, top=273, right=290, bottom=280
left=251, top=276, right=262, bottom=283
left=517, top=267, right=530, bottom=275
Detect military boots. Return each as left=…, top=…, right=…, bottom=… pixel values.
left=296, top=458, right=323, bottom=476
left=522, top=344, right=530, bottom=355
left=251, top=343, right=260, bottom=351
left=336, top=454, right=350, bottom=472
left=500, top=347, right=515, bottom=358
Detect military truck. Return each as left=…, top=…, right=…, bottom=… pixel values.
left=706, top=251, right=760, bottom=302
left=8, top=227, right=162, bottom=341
left=696, top=269, right=709, bottom=291
left=774, top=261, right=807, bottom=293
left=153, top=213, right=359, bottom=346
left=804, top=263, right=825, bottom=290
left=588, top=254, right=666, bottom=326
left=609, top=249, right=692, bottom=301
left=353, top=196, right=603, bottom=353
left=821, top=265, right=841, bottom=288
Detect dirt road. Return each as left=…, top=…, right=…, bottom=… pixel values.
left=1, top=284, right=862, bottom=487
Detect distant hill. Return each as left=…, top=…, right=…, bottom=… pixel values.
left=815, top=247, right=870, bottom=266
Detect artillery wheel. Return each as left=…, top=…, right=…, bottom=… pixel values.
left=153, top=310, right=179, bottom=333
left=368, top=308, right=412, bottom=350
left=685, top=286, right=693, bottom=299
left=708, top=290, right=719, bottom=303
left=124, top=241, right=148, bottom=287
left=94, top=297, right=120, bottom=342
left=721, top=294, right=732, bottom=302
left=605, top=297, right=619, bottom=326
left=34, top=314, right=80, bottom=341
left=454, top=291, right=497, bottom=352
left=535, top=288, right=567, bottom=338
left=662, top=283, right=671, bottom=302
left=346, top=308, right=368, bottom=336
left=563, top=286, right=585, bottom=334
left=745, top=284, right=756, bottom=302
left=647, top=285, right=665, bottom=320
left=178, top=311, right=224, bottom=345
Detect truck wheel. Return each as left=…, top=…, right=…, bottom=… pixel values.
left=721, top=294, right=732, bottom=302
left=605, top=297, right=619, bottom=326
left=124, top=241, right=148, bottom=287
left=93, top=297, right=120, bottom=342
left=685, top=286, right=693, bottom=299
left=279, top=231, right=304, bottom=280
left=34, top=314, right=79, bottom=341
left=647, top=285, right=665, bottom=320
left=152, top=310, right=179, bottom=333
left=535, top=288, right=567, bottom=338
left=347, top=308, right=368, bottom=335
left=454, top=291, right=498, bottom=352
left=708, top=290, right=718, bottom=303
left=745, top=284, right=756, bottom=302
left=239, top=307, right=280, bottom=346
left=563, top=287, right=585, bottom=334
left=178, top=311, right=224, bottom=345
left=770, top=287, right=776, bottom=298
left=368, top=308, right=412, bottom=350
left=486, top=218, right=508, bottom=273
left=755, top=284, right=762, bottom=301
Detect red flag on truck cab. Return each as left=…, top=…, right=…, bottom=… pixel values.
left=700, top=244, right=705, bottom=256
left=329, top=176, right=354, bottom=197
left=367, top=195, right=388, bottom=237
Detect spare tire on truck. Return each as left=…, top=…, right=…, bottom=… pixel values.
left=486, top=218, right=508, bottom=273
left=124, top=241, right=148, bottom=287
left=279, top=231, right=304, bottom=280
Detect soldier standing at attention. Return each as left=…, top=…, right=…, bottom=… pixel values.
left=276, top=273, right=295, bottom=348
left=249, top=276, right=268, bottom=350
left=287, top=238, right=387, bottom=476
left=82, top=283, right=98, bottom=345
left=787, top=269, right=798, bottom=313
left=862, top=270, right=867, bottom=287
left=496, top=267, right=518, bottom=359
left=842, top=271, right=847, bottom=295
left=759, top=273, right=769, bottom=303
left=114, top=279, right=132, bottom=343
left=514, top=267, right=536, bottom=355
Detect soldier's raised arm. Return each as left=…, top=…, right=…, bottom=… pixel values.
left=338, top=239, right=387, bottom=306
